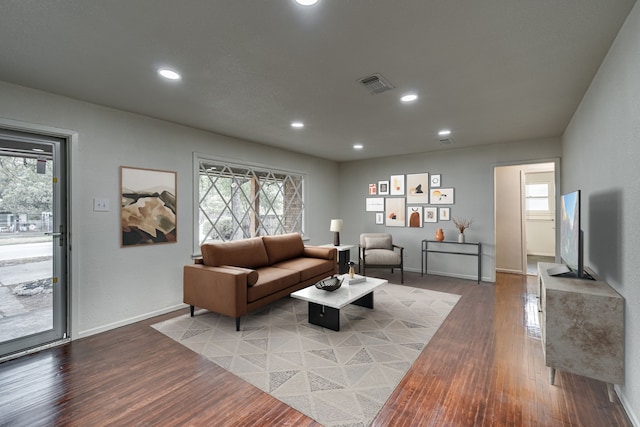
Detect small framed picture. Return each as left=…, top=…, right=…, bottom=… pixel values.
left=430, top=187, right=454, bottom=204
left=407, top=207, right=423, bottom=228
left=375, top=212, right=384, bottom=225
left=368, top=183, right=377, bottom=195
left=378, top=180, right=390, bottom=195
left=390, top=175, right=405, bottom=195
left=431, top=174, right=441, bottom=188
left=424, top=207, right=438, bottom=223
left=439, top=207, right=451, bottom=221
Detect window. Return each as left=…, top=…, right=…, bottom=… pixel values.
left=194, top=155, right=305, bottom=251
left=525, top=183, right=549, bottom=211
left=524, top=171, right=555, bottom=220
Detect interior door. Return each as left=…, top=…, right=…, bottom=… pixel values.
left=0, top=129, right=67, bottom=358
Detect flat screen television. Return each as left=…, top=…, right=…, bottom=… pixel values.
left=554, top=189, right=586, bottom=278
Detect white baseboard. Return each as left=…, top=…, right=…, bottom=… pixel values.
left=77, top=303, right=186, bottom=339
left=616, top=385, right=639, bottom=427
left=496, top=267, right=525, bottom=275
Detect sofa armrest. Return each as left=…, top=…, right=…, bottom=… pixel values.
left=303, top=246, right=336, bottom=261
left=183, top=264, right=249, bottom=318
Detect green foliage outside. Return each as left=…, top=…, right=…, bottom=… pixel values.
left=0, top=157, right=52, bottom=215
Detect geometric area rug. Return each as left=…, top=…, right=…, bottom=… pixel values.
left=152, top=284, right=460, bottom=426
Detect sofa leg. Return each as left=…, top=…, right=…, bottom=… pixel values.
left=236, top=317, right=240, bottom=331
left=190, top=305, right=195, bottom=317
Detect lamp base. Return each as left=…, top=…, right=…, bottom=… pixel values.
left=333, top=232, right=340, bottom=246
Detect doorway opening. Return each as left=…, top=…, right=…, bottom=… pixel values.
left=495, top=161, right=557, bottom=276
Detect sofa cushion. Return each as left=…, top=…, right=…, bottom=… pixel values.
left=364, top=248, right=401, bottom=265
left=219, top=265, right=259, bottom=286
left=365, top=235, right=392, bottom=250
left=262, top=233, right=305, bottom=265
left=201, top=237, right=269, bottom=269
left=273, top=257, right=335, bottom=282
left=247, top=267, right=300, bottom=303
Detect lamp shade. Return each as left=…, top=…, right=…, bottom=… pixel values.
left=330, top=219, right=343, bottom=232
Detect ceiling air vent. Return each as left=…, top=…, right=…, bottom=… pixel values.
left=358, top=73, right=394, bottom=94
left=438, top=137, right=454, bottom=145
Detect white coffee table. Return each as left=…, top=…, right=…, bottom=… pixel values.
left=291, top=275, right=387, bottom=331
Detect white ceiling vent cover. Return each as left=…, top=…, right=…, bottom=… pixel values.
left=358, top=73, right=394, bottom=94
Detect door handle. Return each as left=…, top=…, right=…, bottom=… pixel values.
left=45, top=225, right=65, bottom=246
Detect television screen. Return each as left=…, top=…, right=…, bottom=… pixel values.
left=559, top=190, right=582, bottom=277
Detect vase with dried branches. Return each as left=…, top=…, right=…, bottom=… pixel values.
left=453, top=217, right=473, bottom=243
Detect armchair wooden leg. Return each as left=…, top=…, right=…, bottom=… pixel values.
left=236, top=317, right=240, bottom=331
left=190, top=305, right=195, bottom=317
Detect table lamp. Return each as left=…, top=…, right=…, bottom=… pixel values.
left=330, top=219, right=343, bottom=246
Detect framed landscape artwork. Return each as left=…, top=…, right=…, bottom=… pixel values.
left=407, top=173, right=429, bottom=204
left=121, top=166, right=177, bottom=247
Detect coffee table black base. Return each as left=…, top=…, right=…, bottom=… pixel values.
left=307, top=292, right=374, bottom=331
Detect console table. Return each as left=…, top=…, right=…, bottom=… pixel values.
left=537, top=262, right=624, bottom=402
left=421, top=240, right=482, bottom=283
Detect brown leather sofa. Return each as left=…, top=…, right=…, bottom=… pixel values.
left=184, top=233, right=337, bottom=330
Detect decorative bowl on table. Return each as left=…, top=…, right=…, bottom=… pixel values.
left=315, top=275, right=343, bottom=292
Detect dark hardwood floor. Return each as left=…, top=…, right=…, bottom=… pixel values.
left=0, top=271, right=632, bottom=426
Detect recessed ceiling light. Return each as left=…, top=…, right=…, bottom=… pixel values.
left=291, top=121, right=305, bottom=128
left=438, top=129, right=452, bottom=136
left=401, top=93, right=418, bottom=103
left=295, top=0, right=319, bottom=5
left=353, top=144, right=364, bottom=150
left=158, top=68, right=181, bottom=80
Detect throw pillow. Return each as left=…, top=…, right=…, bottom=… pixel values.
left=365, top=235, right=392, bottom=249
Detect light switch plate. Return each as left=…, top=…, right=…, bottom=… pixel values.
left=93, top=198, right=110, bottom=212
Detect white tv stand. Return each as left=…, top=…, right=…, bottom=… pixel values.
left=537, top=262, right=624, bottom=403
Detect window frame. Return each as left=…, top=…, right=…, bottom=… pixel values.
left=192, top=153, right=306, bottom=256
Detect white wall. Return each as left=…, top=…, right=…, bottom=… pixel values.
left=562, top=3, right=640, bottom=423
left=0, top=81, right=340, bottom=339
left=338, top=138, right=561, bottom=283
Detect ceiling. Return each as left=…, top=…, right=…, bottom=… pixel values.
left=0, top=1, right=635, bottom=162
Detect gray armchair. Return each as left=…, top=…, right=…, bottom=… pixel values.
left=358, top=233, right=404, bottom=283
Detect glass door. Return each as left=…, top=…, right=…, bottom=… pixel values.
left=0, top=129, right=67, bottom=358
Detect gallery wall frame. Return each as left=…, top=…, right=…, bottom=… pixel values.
left=121, top=166, right=177, bottom=247
left=390, top=175, right=405, bottom=196
left=407, top=173, right=430, bottom=204
left=424, top=207, right=438, bottom=223
left=439, top=207, right=451, bottom=221
left=385, top=198, right=406, bottom=227
left=378, top=180, right=389, bottom=195
left=375, top=212, right=384, bottom=225
left=368, top=183, right=377, bottom=195
left=431, top=174, right=441, bottom=188
left=366, top=197, right=385, bottom=212
left=408, top=206, right=423, bottom=227
left=430, top=187, right=454, bottom=205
